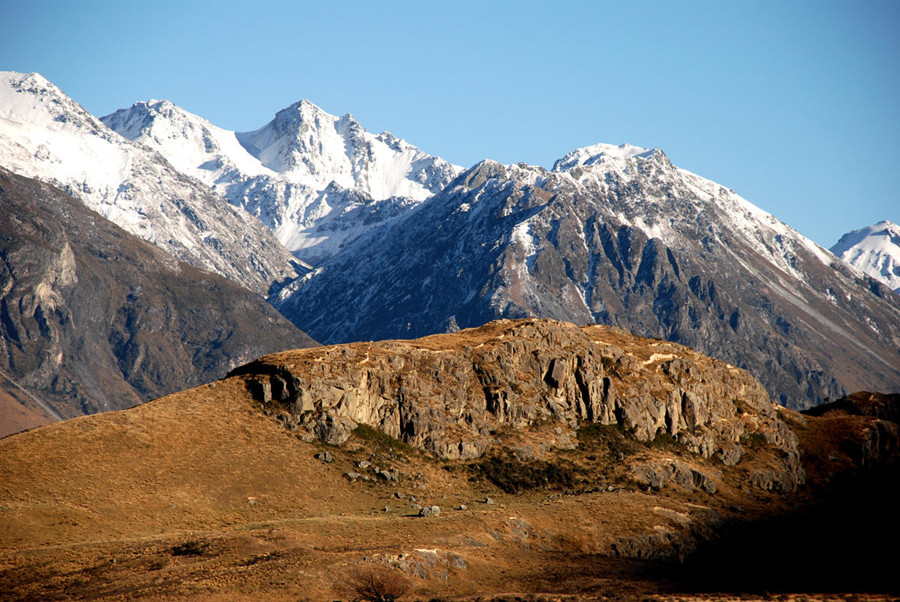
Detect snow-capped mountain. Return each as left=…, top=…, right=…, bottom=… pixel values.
left=831, top=220, right=900, bottom=293
left=101, top=98, right=461, bottom=265
left=275, top=144, right=900, bottom=409
left=5, top=71, right=898, bottom=409
left=0, top=72, right=299, bottom=295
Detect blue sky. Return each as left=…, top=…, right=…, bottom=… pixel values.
left=4, top=0, right=898, bottom=247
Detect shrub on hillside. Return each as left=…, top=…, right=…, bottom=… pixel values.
left=346, top=565, right=411, bottom=601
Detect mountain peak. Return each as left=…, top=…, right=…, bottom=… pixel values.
left=0, top=73, right=299, bottom=296
left=101, top=98, right=196, bottom=141
left=1, top=70, right=89, bottom=123
left=1, top=70, right=54, bottom=91
left=831, top=220, right=900, bottom=292
left=271, top=99, right=335, bottom=131
left=101, top=91, right=461, bottom=264
left=552, top=142, right=661, bottom=172
left=234, top=98, right=460, bottom=202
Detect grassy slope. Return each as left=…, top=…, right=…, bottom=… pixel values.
left=0, top=368, right=895, bottom=600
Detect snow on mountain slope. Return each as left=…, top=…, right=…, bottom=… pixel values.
left=101, top=99, right=274, bottom=181
left=0, top=72, right=299, bottom=295
left=831, top=221, right=900, bottom=293
left=276, top=145, right=900, bottom=409
left=553, top=143, right=835, bottom=281
left=102, top=99, right=462, bottom=265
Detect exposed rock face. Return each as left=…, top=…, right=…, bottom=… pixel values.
left=631, top=459, right=718, bottom=494
left=0, top=167, right=317, bottom=421
left=275, top=151, right=900, bottom=409
left=232, top=319, right=803, bottom=489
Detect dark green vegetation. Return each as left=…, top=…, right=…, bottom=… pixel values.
left=576, top=423, right=643, bottom=458
left=352, top=424, right=419, bottom=456
left=467, top=455, right=578, bottom=494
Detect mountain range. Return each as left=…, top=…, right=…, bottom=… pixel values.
left=270, top=147, right=900, bottom=408
left=2, top=71, right=899, bottom=417
left=2, top=71, right=900, bottom=599
left=101, top=97, right=461, bottom=266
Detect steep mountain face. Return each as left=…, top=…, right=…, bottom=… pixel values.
left=275, top=145, right=900, bottom=409
left=831, top=220, right=900, bottom=293
left=0, top=167, right=317, bottom=422
left=102, top=98, right=461, bottom=265
left=0, top=72, right=299, bottom=295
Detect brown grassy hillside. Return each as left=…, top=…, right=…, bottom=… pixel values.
left=1, top=321, right=897, bottom=600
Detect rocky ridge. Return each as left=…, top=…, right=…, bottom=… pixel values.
left=232, top=319, right=804, bottom=492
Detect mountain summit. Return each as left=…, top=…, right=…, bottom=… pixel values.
left=831, top=220, right=900, bottom=293
left=102, top=98, right=461, bottom=265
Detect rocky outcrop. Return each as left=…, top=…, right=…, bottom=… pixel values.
left=631, top=459, right=718, bottom=494
left=233, top=319, right=803, bottom=488
left=0, top=167, right=318, bottom=421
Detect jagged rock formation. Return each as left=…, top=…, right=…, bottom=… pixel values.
left=0, top=167, right=317, bottom=422
left=232, top=319, right=804, bottom=490
left=0, top=71, right=300, bottom=295
left=275, top=149, right=900, bottom=409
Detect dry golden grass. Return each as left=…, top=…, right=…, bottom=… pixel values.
left=0, top=384, right=54, bottom=439
left=0, top=332, right=896, bottom=600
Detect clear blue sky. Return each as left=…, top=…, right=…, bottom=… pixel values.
left=4, top=0, right=898, bottom=247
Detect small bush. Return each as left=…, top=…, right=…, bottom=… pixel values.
left=740, top=432, right=768, bottom=451
left=576, top=423, right=639, bottom=458
left=171, top=540, right=209, bottom=557
left=353, top=424, right=416, bottom=455
left=347, top=566, right=411, bottom=602
left=469, top=455, right=576, bottom=494
left=650, top=431, right=682, bottom=452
